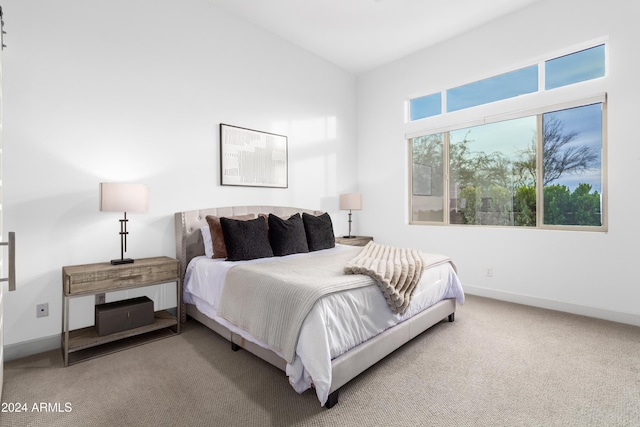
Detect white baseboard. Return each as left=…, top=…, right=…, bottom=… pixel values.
left=463, top=284, right=640, bottom=327
left=4, top=334, right=60, bottom=362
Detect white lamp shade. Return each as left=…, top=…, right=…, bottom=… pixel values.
left=339, top=193, right=362, bottom=210
left=100, top=183, right=149, bottom=213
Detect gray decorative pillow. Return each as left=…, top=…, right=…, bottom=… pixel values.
left=219, top=216, right=273, bottom=261
left=302, top=212, right=335, bottom=251
left=268, top=213, right=309, bottom=256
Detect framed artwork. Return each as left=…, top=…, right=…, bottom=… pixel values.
left=220, top=123, right=288, bottom=188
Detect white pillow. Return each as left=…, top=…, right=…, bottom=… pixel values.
left=201, top=226, right=213, bottom=258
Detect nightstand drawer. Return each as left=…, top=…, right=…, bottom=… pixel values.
left=335, top=236, right=373, bottom=247
left=63, top=257, right=179, bottom=296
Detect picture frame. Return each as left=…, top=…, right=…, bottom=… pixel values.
left=220, top=123, right=288, bottom=188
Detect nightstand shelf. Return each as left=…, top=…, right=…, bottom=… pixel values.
left=67, top=310, right=177, bottom=352
left=66, top=327, right=177, bottom=366
left=62, top=256, right=181, bottom=366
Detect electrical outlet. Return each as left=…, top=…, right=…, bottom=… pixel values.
left=485, top=267, right=494, bottom=278
left=95, top=293, right=106, bottom=305
left=36, top=303, right=49, bottom=318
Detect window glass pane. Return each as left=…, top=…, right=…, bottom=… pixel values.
left=411, top=133, right=444, bottom=222
left=542, top=104, right=603, bottom=226
left=449, top=116, right=537, bottom=226
left=447, top=65, right=538, bottom=112
left=410, top=93, right=442, bottom=121
left=545, top=45, right=605, bottom=90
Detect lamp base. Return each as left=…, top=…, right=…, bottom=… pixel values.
left=342, top=235, right=357, bottom=239
left=110, top=258, right=134, bottom=265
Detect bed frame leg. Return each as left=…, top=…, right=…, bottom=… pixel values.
left=448, top=313, right=455, bottom=322
left=231, top=342, right=240, bottom=352
left=325, top=390, right=339, bottom=409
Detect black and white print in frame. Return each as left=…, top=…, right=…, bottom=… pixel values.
left=220, top=123, right=288, bottom=188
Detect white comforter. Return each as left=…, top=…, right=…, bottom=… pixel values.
left=183, top=245, right=465, bottom=406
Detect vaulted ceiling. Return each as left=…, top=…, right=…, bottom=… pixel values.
left=207, top=0, right=542, bottom=74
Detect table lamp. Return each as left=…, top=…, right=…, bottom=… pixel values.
left=100, top=182, right=149, bottom=265
left=339, top=193, right=362, bottom=239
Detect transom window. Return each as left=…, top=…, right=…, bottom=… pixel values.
left=447, top=65, right=538, bottom=112
left=409, top=93, right=441, bottom=121
left=545, top=44, right=605, bottom=90
left=409, top=43, right=606, bottom=121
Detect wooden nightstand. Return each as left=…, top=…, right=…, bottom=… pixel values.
left=62, top=256, right=181, bottom=366
left=335, top=236, right=373, bottom=247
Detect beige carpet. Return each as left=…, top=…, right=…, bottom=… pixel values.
left=1, top=295, right=639, bottom=427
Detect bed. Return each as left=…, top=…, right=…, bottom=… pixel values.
left=174, top=206, right=464, bottom=408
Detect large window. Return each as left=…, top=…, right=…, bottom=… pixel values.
left=410, top=101, right=606, bottom=230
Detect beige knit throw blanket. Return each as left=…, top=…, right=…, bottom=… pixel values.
left=344, top=241, right=443, bottom=315
left=217, top=246, right=374, bottom=364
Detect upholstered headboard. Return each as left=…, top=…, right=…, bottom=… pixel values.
left=174, top=206, right=324, bottom=282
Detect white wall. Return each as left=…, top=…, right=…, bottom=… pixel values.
left=1, top=0, right=358, bottom=350
left=357, top=0, right=640, bottom=324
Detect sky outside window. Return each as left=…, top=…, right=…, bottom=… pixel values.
left=447, top=65, right=538, bottom=112
left=543, top=103, right=603, bottom=193
left=545, top=45, right=605, bottom=90
left=410, top=93, right=441, bottom=121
